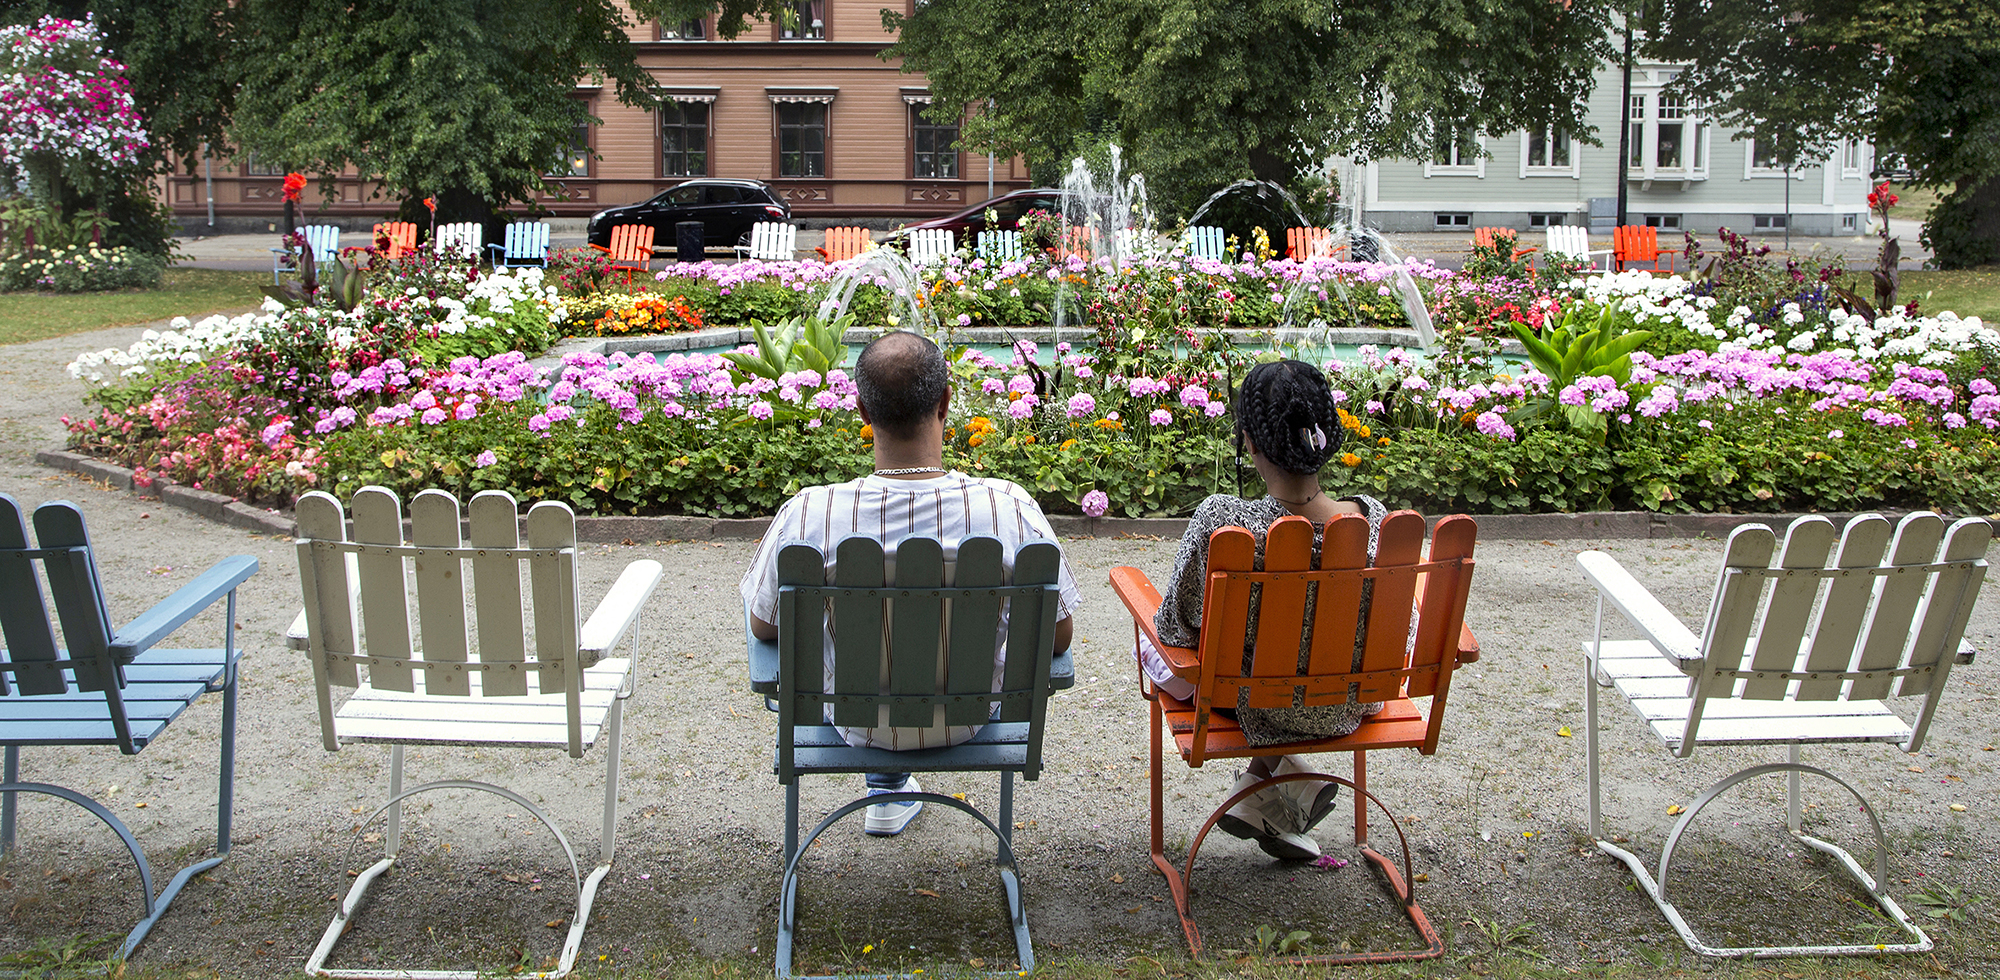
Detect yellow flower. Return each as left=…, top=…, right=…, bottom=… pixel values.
left=1356, top=425, right=1371, bottom=438
left=1377, top=436, right=1391, bottom=447
left=968, top=433, right=985, bottom=447
left=1023, top=434, right=1036, bottom=445
left=1008, top=391, right=1023, bottom=401
left=859, top=424, right=873, bottom=440
left=1060, top=438, right=1078, bottom=450
left=1092, top=417, right=1123, bottom=430
left=1340, top=452, right=1361, bottom=467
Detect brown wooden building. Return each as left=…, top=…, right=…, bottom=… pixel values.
left=163, top=1, right=1032, bottom=229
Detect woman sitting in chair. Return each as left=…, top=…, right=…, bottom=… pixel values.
left=1139, top=358, right=1391, bottom=861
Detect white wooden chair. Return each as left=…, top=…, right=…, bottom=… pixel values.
left=737, top=220, right=798, bottom=262
left=1578, top=512, right=1990, bottom=959
left=977, top=229, right=1022, bottom=263
left=432, top=221, right=484, bottom=261
left=290, top=487, right=662, bottom=979
left=908, top=227, right=955, bottom=265
left=1545, top=225, right=1611, bottom=272
left=1181, top=225, right=1225, bottom=262
left=487, top=220, right=551, bottom=268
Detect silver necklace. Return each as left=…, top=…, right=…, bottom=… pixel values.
left=873, top=466, right=945, bottom=476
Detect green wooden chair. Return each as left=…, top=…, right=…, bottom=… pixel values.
left=0, top=493, right=256, bottom=960
left=747, top=534, right=1072, bottom=979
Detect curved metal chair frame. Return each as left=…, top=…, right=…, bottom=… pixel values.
left=306, top=764, right=618, bottom=979
left=776, top=791, right=1030, bottom=979
left=1592, top=759, right=1927, bottom=958
left=1158, top=770, right=1439, bottom=964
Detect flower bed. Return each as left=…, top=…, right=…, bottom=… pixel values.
left=61, top=235, right=2000, bottom=517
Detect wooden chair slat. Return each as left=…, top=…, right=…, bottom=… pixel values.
left=1897, top=517, right=1992, bottom=698
left=410, top=490, right=470, bottom=697
left=352, top=487, right=414, bottom=693
left=525, top=501, right=578, bottom=698
left=1408, top=515, right=1477, bottom=699
left=1245, top=516, right=1314, bottom=695
left=945, top=536, right=1004, bottom=726
left=829, top=536, right=886, bottom=728
left=0, top=495, right=59, bottom=695
left=1693, top=524, right=1778, bottom=698
left=31, top=503, right=115, bottom=692
left=977, top=230, right=1021, bottom=262
left=1847, top=514, right=1944, bottom=700
left=887, top=537, right=946, bottom=728
left=1303, top=514, right=1369, bottom=678
left=1795, top=515, right=1892, bottom=700
left=296, top=493, right=360, bottom=690
left=1741, top=517, right=1838, bottom=699
left=1001, top=541, right=1061, bottom=725
left=469, top=491, right=528, bottom=696
left=776, top=543, right=827, bottom=708
left=1355, top=511, right=1425, bottom=702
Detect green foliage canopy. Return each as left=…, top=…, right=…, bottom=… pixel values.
left=885, top=0, right=1618, bottom=218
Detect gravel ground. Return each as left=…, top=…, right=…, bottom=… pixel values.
left=2, top=324, right=1997, bottom=977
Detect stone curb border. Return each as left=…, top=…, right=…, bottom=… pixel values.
left=38, top=448, right=1991, bottom=544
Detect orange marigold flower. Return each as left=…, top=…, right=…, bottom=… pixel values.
left=968, top=434, right=985, bottom=447
left=859, top=424, right=873, bottom=440
left=1023, top=434, right=1036, bottom=445
left=1356, top=425, right=1371, bottom=439
left=1060, top=438, right=1078, bottom=450
left=1377, top=436, right=1391, bottom=447
left=1340, top=452, right=1362, bottom=467
left=1009, top=391, right=1023, bottom=401
left=1092, top=418, right=1123, bottom=430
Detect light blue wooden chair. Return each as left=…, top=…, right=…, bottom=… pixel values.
left=747, top=535, right=1072, bottom=979
left=1181, top=225, right=1225, bottom=261
left=0, top=493, right=256, bottom=960
left=271, top=224, right=342, bottom=284
left=487, top=220, right=551, bottom=268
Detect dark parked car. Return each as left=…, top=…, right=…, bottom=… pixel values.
left=884, top=188, right=1062, bottom=244
left=585, top=179, right=790, bottom=251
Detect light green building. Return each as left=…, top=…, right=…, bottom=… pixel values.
left=1349, top=61, right=1875, bottom=238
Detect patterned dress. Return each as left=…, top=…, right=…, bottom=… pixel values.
left=1147, top=493, right=1390, bottom=745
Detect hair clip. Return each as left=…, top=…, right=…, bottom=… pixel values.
left=1303, top=425, right=1328, bottom=452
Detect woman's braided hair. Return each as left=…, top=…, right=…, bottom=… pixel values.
left=1234, top=359, right=1344, bottom=475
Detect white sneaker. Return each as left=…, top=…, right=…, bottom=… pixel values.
left=1254, top=830, right=1321, bottom=862
left=1214, top=771, right=1321, bottom=861
left=1271, top=755, right=1341, bottom=834
left=863, top=776, right=924, bottom=836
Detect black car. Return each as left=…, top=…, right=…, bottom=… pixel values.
left=883, top=188, right=1063, bottom=244
left=585, top=179, right=790, bottom=251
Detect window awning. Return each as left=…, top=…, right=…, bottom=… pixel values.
left=665, top=88, right=719, bottom=104
left=900, top=88, right=933, bottom=106
left=767, top=87, right=837, bottom=104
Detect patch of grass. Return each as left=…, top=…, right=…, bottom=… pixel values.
left=1884, top=182, right=1946, bottom=223
left=1901, top=269, right=2000, bottom=319
left=0, top=267, right=267, bottom=345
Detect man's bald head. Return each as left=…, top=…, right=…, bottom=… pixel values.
left=854, top=331, right=949, bottom=439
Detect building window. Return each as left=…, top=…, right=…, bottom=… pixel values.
left=1628, top=91, right=1709, bottom=180
left=1628, top=96, right=1645, bottom=169
left=911, top=105, right=958, bottom=179
left=660, top=100, right=709, bottom=177
left=1842, top=141, right=1863, bottom=177
left=659, top=18, right=706, bottom=39
left=1643, top=214, right=1681, bottom=231
left=1528, top=213, right=1567, bottom=228
left=777, top=102, right=827, bottom=177
left=1749, top=139, right=1785, bottom=171
left=1434, top=212, right=1471, bottom=229
left=1525, top=126, right=1571, bottom=169
left=243, top=153, right=285, bottom=177
left=1753, top=214, right=1788, bottom=230
left=1843, top=213, right=1859, bottom=230
left=779, top=0, right=824, bottom=39
left=550, top=111, right=591, bottom=177
left=1425, top=123, right=1482, bottom=177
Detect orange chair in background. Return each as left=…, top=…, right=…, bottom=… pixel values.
left=1286, top=226, right=1333, bottom=259
left=818, top=226, right=872, bottom=260
left=1613, top=225, right=1676, bottom=272
left=589, top=224, right=657, bottom=283
left=1109, top=512, right=1481, bottom=965
left=1471, top=226, right=1537, bottom=271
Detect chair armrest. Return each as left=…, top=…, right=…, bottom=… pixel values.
left=1109, top=566, right=1201, bottom=677
left=108, top=555, right=258, bottom=662
left=1047, top=647, right=1075, bottom=690
left=1457, top=623, right=1481, bottom=664
left=587, top=243, right=612, bottom=255
left=1957, top=638, right=1976, bottom=666
left=579, top=559, right=664, bottom=666
left=486, top=243, right=505, bottom=264
left=1575, top=550, right=1702, bottom=670
left=286, top=609, right=309, bottom=651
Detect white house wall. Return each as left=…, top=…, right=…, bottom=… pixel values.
left=1359, top=62, right=1873, bottom=238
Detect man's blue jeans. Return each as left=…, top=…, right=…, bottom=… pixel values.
left=865, top=773, right=909, bottom=791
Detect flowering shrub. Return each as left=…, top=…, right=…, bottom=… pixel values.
left=586, top=293, right=704, bottom=336
left=0, top=240, right=163, bottom=292
left=0, top=16, right=148, bottom=182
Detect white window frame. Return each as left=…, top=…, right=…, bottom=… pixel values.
left=1519, top=124, right=1579, bottom=178
left=1424, top=123, right=1484, bottom=178
left=1627, top=89, right=1710, bottom=183
left=1742, top=137, right=1808, bottom=180
left=1841, top=140, right=1865, bottom=178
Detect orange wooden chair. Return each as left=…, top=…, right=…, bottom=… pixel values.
left=818, top=225, right=872, bottom=261
left=1286, top=226, right=1333, bottom=259
left=589, top=224, right=657, bottom=283
left=1472, top=226, right=1537, bottom=271
left=1109, top=512, right=1480, bottom=965
left=1613, top=224, right=1675, bottom=273
left=372, top=221, right=419, bottom=259
left=1058, top=225, right=1093, bottom=262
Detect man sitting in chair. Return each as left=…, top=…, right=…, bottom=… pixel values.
left=741, top=331, right=1081, bottom=836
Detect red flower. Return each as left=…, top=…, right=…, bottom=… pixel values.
left=423, top=196, right=437, bottom=213
left=282, top=172, right=306, bottom=202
